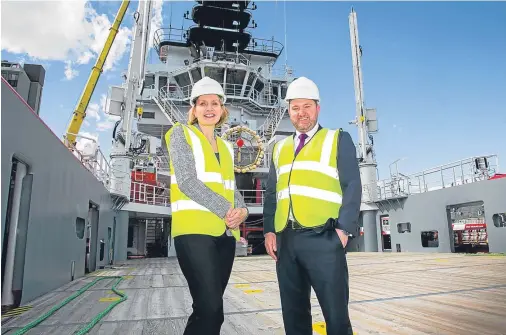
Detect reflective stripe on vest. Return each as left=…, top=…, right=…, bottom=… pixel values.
left=273, top=128, right=342, bottom=232
left=164, top=123, right=240, bottom=240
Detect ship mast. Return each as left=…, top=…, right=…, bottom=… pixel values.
left=349, top=8, right=379, bottom=251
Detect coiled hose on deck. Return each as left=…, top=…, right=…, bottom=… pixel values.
left=13, top=276, right=126, bottom=335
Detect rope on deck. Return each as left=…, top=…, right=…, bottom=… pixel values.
left=12, top=276, right=127, bottom=335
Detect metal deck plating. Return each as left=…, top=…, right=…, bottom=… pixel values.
left=3, top=253, right=506, bottom=335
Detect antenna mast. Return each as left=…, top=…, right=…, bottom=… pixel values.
left=349, top=8, right=378, bottom=200
left=349, top=8, right=380, bottom=251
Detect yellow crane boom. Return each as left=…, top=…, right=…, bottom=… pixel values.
left=64, top=0, right=130, bottom=148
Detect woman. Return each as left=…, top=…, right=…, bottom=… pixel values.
left=165, top=76, right=248, bottom=335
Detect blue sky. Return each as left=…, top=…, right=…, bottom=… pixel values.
left=2, top=1, right=505, bottom=180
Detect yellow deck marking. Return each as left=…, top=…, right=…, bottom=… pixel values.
left=243, top=289, right=263, bottom=294
left=99, top=297, right=121, bottom=302
left=123, top=275, right=133, bottom=279
left=313, top=322, right=326, bottom=335
left=2, top=305, right=33, bottom=318
left=107, top=290, right=125, bottom=295
left=312, top=322, right=357, bottom=335
left=234, top=284, right=250, bottom=288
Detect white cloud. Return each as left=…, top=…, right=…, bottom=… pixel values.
left=100, top=94, right=107, bottom=112
left=86, top=103, right=101, bottom=121
left=97, top=114, right=121, bottom=132
left=149, top=1, right=164, bottom=49
left=96, top=120, right=116, bottom=131
left=64, top=60, right=79, bottom=80
left=1, top=1, right=132, bottom=78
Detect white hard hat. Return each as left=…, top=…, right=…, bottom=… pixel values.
left=190, top=76, right=226, bottom=106
left=284, top=76, right=320, bottom=103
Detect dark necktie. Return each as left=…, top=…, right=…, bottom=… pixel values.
left=295, top=133, right=308, bottom=155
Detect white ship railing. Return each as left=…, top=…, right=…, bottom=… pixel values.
left=70, top=136, right=268, bottom=209
left=69, top=134, right=111, bottom=187
left=153, top=27, right=284, bottom=58
left=128, top=186, right=265, bottom=207
left=70, top=134, right=270, bottom=209
left=130, top=181, right=170, bottom=207
left=170, top=53, right=251, bottom=73
left=154, top=154, right=171, bottom=175
left=238, top=189, right=265, bottom=206
left=364, top=155, right=499, bottom=202
left=257, top=105, right=287, bottom=141
left=131, top=152, right=171, bottom=177
left=166, top=83, right=279, bottom=109
left=156, top=86, right=187, bottom=124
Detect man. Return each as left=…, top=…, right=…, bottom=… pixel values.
left=263, top=77, right=362, bottom=335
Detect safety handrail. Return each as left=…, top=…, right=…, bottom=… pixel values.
left=155, top=86, right=187, bottom=124
left=130, top=181, right=170, bottom=207
left=363, top=155, right=499, bottom=201
left=129, top=184, right=265, bottom=207
left=67, top=133, right=111, bottom=187
left=257, top=105, right=287, bottom=142
left=165, top=82, right=279, bottom=109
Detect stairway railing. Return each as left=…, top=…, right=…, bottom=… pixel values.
left=154, top=86, right=187, bottom=125
left=257, top=105, right=287, bottom=142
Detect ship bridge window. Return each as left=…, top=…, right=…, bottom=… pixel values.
left=191, top=68, right=202, bottom=82
left=397, top=222, right=411, bottom=233
left=226, top=69, right=246, bottom=96
left=204, top=67, right=225, bottom=84
left=421, top=230, right=439, bottom=248
left=271, top=85, right=279, bottom=104
left=174, top=72, right=192, bottom=89
left=244, top=72, right=256, bottom=97
left=158, top=75, right=167, bottom=90
left=226, top=69, right=246, bottom=85
left=281, top=85, right=287, bottom=100
left=254, top=78, right=264, bottom=93
left=144, top=74, right=154, bottom=88
left=493, top=213, right=506, bottom=228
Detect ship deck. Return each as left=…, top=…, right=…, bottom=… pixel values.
left=3, top=253, right=506, bottom=335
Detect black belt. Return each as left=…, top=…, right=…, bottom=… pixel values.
left=287, top=220, right=310, bottom=230
left=287, top=218, right=339, bottom=232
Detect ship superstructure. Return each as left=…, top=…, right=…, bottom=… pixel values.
left=104, top=0, right=295, bottom=255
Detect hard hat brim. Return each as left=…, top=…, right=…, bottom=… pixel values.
left=190, top=94, right=227, bottom=106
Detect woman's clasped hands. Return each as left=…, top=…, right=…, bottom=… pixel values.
left=225, top=207, right=247, bottom=229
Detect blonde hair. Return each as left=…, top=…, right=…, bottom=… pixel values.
left=188, top=103, right=229, bottom=128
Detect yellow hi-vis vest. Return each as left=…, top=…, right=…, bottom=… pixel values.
left=164, top=123, right=240, bottom=240
left=273, top=128, right=342, bottom=232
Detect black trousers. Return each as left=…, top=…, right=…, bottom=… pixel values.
left=276, top=227, right=353, bottom=335
left=174, top=232, right=236, bottom=335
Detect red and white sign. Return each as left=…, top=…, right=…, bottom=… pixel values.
left=452, top=223, right=487, bottom=231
